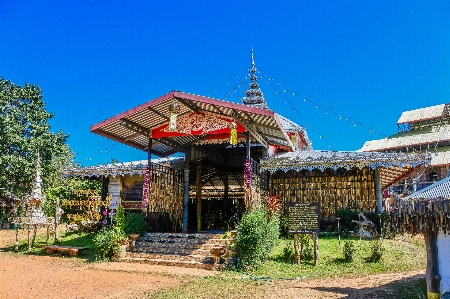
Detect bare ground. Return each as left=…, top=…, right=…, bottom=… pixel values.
left=0, top=228, right=425, bottom=299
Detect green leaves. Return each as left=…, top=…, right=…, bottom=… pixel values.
left=93, top=225, right=127, bottom=261
left=234, top=207, right=280, bottom=270
left=0, top=78, right=73, bottom=200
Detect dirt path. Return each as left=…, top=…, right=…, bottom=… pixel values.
left=0, top=229, right=425, bottom=299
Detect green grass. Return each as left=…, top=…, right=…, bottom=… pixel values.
left=8, top=228, right=98, bottom=261
left=151, top=235, right=427, bottom=299
left=250, top=235, right=426, bottom=279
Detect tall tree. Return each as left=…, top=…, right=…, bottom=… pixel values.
left=0, top=78, right=73, bottom=200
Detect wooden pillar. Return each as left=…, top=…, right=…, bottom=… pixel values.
left=374, top=168, right=383, bottom=213
left=196, top=163, right=202, bottom=232
left=182, top=147, right=191, bottom=233
left=27, top=225, right=31, bottom=252
left=223, top=172, right=229, bottom=216
left=425, top=233, right=441, bottom=298
left=55, top=197, right=59, bottom=242
left=15, top=226, right=19, bottom=251
left=246, top=131, right=251, bottom=158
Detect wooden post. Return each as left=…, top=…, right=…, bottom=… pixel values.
left=425, top=233, right=441, bottom=298
left=27, top=225, right=31, bottom=252
left=15, top=226, right=19, bottom=251
left=32, top=225, right=37, bottom=247
left=293, top=234, right=301, bottom=266
left=55, top=197, right=59, bottom=242
left=313, top=233, right=319, bottom=266
left=182, top=147, right=190, bottom=233
left=196, top=164, right=202, bottom=232
left=374, top=168, right=383, bottom=213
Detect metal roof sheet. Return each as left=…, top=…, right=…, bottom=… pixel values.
left=260, top=149, right=431, bottom=189
left=61, top=156, right=185, bottom=178
left=404, top=176, right=450, bottom=199
left=90, top=91, right=311, bottom=156
left=359, top=124, right=450, bottom=152
left=397, top=104, right=446, bottom=124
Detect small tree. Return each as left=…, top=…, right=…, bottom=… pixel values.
left=0, top=78, right=73, bottom=216
left=234, top=207, right=280, bottom=270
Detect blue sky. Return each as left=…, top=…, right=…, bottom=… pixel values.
left=1, top=1, right=449, bottom=165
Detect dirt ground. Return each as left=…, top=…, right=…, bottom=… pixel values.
left=0, top=228, right=425, bottom=299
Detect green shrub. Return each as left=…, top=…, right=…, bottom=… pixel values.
left=336, top=208, right=359, bottom=232
left=114, top=205, right=126, bottom=231
left=343, top=240, right=355, bottom=262
left=124, top=212, right=147, bottom=235
left=93, top=226, right=127, bottom=261
left=233, top=207, right=280, bottom=270
left=369, top=239, right=384, bottom=262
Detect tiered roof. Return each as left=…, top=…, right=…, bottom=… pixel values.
left=359, top=103, right=450, bottom=166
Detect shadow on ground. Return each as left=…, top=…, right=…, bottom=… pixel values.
left=309, top=273, right=426, bottom=299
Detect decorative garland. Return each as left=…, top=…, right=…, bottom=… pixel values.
left=229, top=121, right=238, bottom=146
left=244, top=157, right=252, bottom=207
left=168, top=102, right=181, bottom=131
left=142, top=164, right=151, bottom=210
left=390, top=196, right=450, bottom=235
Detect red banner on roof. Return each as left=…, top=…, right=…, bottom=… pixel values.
left=151, top=111, right=245, bottom=138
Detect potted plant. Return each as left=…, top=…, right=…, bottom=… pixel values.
left=93, top=225, right=128, bottom=261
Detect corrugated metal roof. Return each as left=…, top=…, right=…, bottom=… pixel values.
left=359, top=124, right=450, bottom=151
left=90, top=91, right=312, bottom=156
left=61, top=156, right=185, bottom=178
left=404, top=176, right=450, bottom=199
left=397, top=104, right=446, bottom=124
left=260, top=149, right=431, bottom=189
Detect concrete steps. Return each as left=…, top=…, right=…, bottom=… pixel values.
left=117, top=231, right=232, bottom=270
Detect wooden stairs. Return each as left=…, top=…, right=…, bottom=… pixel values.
left=117, top=232, right=231, bottom=270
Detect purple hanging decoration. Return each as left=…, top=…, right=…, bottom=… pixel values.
left=142, top=164, right=151, bottom=209
left=244, top=156, right=252, bottom=205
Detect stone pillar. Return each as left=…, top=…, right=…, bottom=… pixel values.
left=374, top=168, right=382, bottom=213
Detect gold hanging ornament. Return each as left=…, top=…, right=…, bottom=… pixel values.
left=168, top=102, right=181, bottom=131
left=229, top=121, right=237, bottom=145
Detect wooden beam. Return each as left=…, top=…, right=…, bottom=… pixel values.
left=123, top=132, right=142, bottom=142
left=147, top=106, right=170, bottom=120
left=233, top=113, right=268, bottom=148
left=120, top=118, right=150, bottom=136
left=176, top=97, right=200, bottom=113
left=156, top=137, right=184, bottom=153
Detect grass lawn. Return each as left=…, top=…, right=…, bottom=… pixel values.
left=152, top=235, right=427, bottom=298
left=11, top=228, right=98, bottom=261
left=9, top=230, right=427, bottom=298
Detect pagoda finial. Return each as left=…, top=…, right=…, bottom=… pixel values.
left=251, top=48, right=255, bottom=68
left=242, top=49, right=268, bottom=109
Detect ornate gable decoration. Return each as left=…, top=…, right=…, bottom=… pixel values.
left=152, top=111, right=245, bottom=138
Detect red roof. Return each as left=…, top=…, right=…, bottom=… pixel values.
left=91, top=91, right=296, bottom=156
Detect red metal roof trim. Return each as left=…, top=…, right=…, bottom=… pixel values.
left=91, top=91, right=177, bottom=132
left=91, top=91, right=277, bottom=134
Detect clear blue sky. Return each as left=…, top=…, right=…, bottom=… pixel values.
left=1, top=1, right=449, bottom=165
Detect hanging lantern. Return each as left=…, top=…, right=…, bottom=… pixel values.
left=229, top=121, right=238, bottom=145
left=168, top=102, right=181, bottom=131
